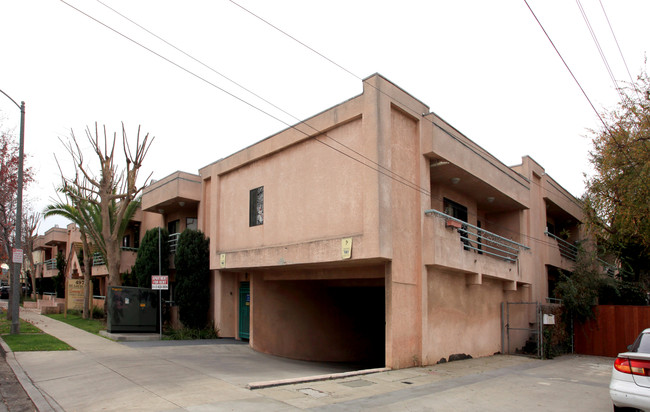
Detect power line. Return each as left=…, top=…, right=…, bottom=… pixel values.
left=59, top=0, right=429, bottom=197
left=62, top=0, right=578, bottom=253
left=91, top=0, right=427, bottom=196
left=225, top=2, right=585, bottom=202
left=522, top=0, right=641, bottom=169
left=522, top=0, right=610, bottom=132
left=114, top=0, right=579, bottom=251
left=598, top=0, right=640, bottom=98
left=575, top=0, right=624, bottom=103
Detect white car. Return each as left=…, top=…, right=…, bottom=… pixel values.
left=610, top=328, right=650, bottom=411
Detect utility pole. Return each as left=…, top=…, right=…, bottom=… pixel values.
left=0, top=89, right=25, bottom=335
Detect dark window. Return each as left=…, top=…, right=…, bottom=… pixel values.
left=249, top=187, right=264, bottom=227
left=546, top=222, right=555, bottom=235
left=168, top=219, right=180, bottom=234
left=133, top=226, right=140, bottom=248
left=186, top=217, right=197, bottom=231
left=443, top=198, right=468, bottom=221
left=443, top=198, right=469, bottom=249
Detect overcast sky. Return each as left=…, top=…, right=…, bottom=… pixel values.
left=1, top=0, right=649, bottom=234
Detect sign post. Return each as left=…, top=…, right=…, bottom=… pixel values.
left=152, top=275, right=168, bottom=338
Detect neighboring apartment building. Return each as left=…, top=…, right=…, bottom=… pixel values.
left=141, top=74, right=584, bottom=369
left=33, top=211, right=153, bottom=296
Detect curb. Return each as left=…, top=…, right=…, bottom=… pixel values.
left=0, top=333, right=64, bottom=412
left=248, top=367, right=391, bottom=390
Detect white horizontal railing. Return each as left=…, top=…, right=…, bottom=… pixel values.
left=544, top=230, right=578, bottom=261
left=169, top=232, right=180, bottom=254
left=92, top=252, right=104, bottom=266
left=425, top=209, right=529, bottom=263
left=544, top=231, right=631, bottom=278
left=44, top=258, right=57, bottom=270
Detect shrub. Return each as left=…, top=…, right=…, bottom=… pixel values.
left=91, top=305, right=105, bottom=319
left=174, top=230, right=210, bottom=329
left=132, top=228, right=170, bottom=288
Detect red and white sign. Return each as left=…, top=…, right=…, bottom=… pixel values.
left=152, top=275, right=168, bottom=290
left=12, top=248, right=23, bottom=264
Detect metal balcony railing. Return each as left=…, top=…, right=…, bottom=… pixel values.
left=92, top=252, right=104, bottom=266
left=544, top=231, right=631, bottom=278
left=544, top=231, right=578, bottom=261
left=44, top=259, right=57, bottom=270
left=425, top=209, right=529, bottom=263
left=169, top=232, right=180, bottom=254
left=92, top=247, right=139, bottom=266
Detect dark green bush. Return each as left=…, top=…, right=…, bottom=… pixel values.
left=132, top=228, right=170, bottom=288
left=174, top=230, right=210, bottom=329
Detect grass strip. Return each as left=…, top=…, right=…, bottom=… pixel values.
left=47, top=312, right=105, bottom=335
left=0, top=309, right=73, bottom=352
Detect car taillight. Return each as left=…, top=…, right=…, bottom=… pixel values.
left=615, top=357, right=650, bottom=376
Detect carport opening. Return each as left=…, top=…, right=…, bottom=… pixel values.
left=326, top=284, right=385, bottom=368
left=252, top=277, right=385, bottom=368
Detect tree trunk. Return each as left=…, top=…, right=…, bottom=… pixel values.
left=81, top=236, right=92, bottom=319
left=106, top=241, right=122, bottom=286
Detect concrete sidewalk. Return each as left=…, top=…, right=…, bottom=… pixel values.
left=9, top=310, right=373, bottom=411
left=5, top=308, right=615, bottom=411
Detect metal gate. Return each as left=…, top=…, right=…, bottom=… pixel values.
left=501, top=302, right=542, bottom=359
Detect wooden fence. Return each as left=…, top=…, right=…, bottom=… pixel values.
left=574, top=305, right=650, bottom=357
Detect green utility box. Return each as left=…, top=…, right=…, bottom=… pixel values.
left=107, top=286, right=158, bottom=333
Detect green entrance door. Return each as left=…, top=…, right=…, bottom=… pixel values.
left=238, top=282, right=250, bottom=339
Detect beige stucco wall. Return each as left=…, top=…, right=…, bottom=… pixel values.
left=136, top=73, right=586, bottom=369
left=424, top=268, right=529, bottom=363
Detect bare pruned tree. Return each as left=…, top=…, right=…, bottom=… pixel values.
left=58, top=123, right=153, bottom=287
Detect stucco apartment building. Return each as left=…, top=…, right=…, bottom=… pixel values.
left=33, top=74, right=582, bottom=369
left=139, top=74, right=582, bottom=369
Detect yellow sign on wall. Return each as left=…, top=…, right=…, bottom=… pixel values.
left=342, top=238, right=352, bottom=259
left=66, top=279, right=85, bottom=311
left=220, top=253, right=226, bottom=268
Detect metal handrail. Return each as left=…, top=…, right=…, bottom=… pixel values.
left=169, top=232, right=180, bottom=254
left=544, top=231, right=633, bottom=278
left=425, top=209, right=529, bottom=262
left=544, top=230, right=578, bottom=261
left=43, top=259, right=57, bottom=270
left=92, top=252, right=104, bottom=266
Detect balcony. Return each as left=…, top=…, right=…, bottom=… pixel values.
left=142, top=171, right=201, bottom=215
left=44, top=259, right=57, bottom=270
left=544, top=231, right=627, bottom=278
left=427, top=209, right=527, bottom=261
left=544, top=230, right=578, bottom=262
left=424, top=209, right=530, bottom=284
left=90, top=247, right=138, bottom=277
left=41, top=258, right=59, bottom=278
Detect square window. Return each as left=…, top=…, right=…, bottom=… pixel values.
left=249, top=186, right=264, bottom=227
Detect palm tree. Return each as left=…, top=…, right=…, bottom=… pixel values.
left=44, top=200, right=95, bottom=318
left=44, top=188, right=141, bottom=318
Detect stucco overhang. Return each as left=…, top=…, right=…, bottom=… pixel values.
left=43, top=227, right=68, bottom=246
left=429, top=158, right=527, bottom=213
left=142, top=171, right=201, bottom=214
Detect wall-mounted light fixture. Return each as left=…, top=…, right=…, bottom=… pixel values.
left=450, top=177, right=460, bottom=185
left=487, top=196, right=495, bottom=203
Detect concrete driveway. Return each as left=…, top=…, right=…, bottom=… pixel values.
left=8, top=308, right=615, bottom=411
